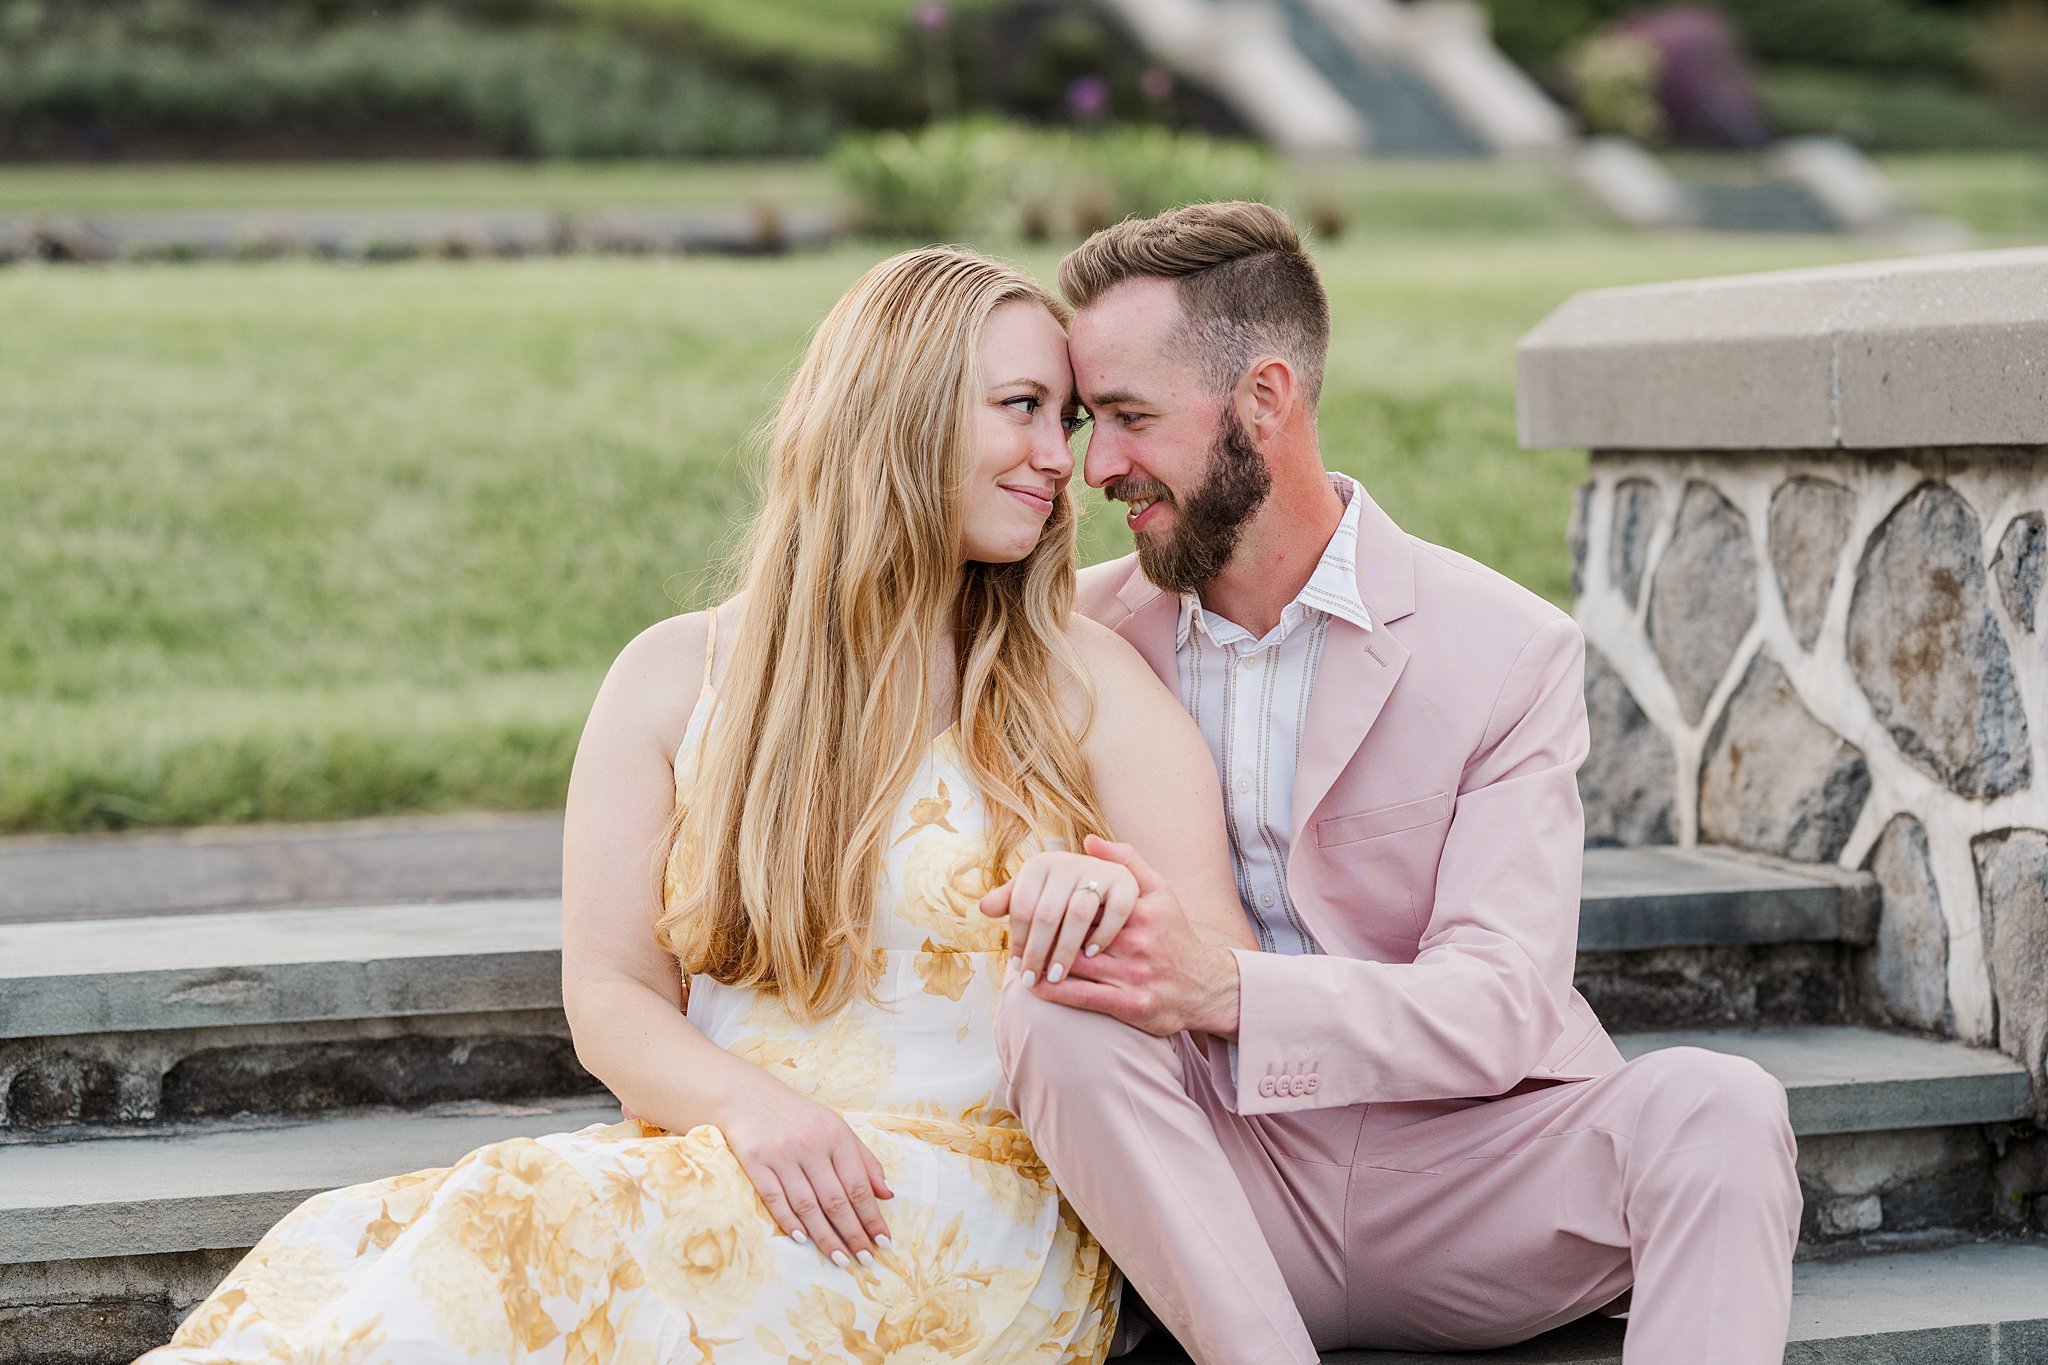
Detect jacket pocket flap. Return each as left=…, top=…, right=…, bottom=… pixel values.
left=1316, top=792, right=1454, bottom=848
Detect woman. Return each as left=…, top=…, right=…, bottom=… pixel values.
left=141, top=247, right=1252, bottom=1363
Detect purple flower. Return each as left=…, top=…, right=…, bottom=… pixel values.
left=1140, top=67, right=1174, bottom=100
left=915, top=3, right=950, bottom=30
left=1066, top=75, right=1109, bottom=118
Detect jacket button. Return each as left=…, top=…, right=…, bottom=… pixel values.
left=1258, top=1077, right=1277, bottom=1098
left=1304, top=1075, right=1320, bottom=1094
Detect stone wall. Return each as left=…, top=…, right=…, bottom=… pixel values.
left=1570, top=450, right=2046, bottom=1058
left=1518, top=247, right=2048, bottom=1099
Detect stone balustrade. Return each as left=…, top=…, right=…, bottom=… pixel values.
left=1518, top=247, right=2048, bottom=1100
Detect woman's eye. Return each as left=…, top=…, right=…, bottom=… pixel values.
left=1062, top=412, right=1091, bottom=436
left=1004, top=395, right=1041, bottom=417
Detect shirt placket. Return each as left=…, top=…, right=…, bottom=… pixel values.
left=1230, top=642, right=1283, bottom=950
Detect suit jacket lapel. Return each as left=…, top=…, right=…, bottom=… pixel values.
left=1289, top=487, right=1418, bottom=845
left=1112, top=565, right=1179, bottom=690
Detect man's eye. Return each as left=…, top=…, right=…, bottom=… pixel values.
left=1118, top=412, right=1146, bottom=428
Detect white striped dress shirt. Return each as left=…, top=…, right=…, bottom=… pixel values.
left=1175, top=474, right=1372, bottom=956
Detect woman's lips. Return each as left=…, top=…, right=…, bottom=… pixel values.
left=1002, top=486, right=1053, bottom=516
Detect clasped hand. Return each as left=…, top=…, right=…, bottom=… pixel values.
left=978, top=834, right=1240, bottom=1038
left=625, top=1075, right=896, bottom=1271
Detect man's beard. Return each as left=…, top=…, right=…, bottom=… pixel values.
left=1111, top=406, right=1273, bottom=596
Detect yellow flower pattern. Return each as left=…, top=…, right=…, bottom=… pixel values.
left=140, top=702, right=1115, bottom=1364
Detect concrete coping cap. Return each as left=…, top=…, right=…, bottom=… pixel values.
left=1515, top=246, right=2048, bottom=452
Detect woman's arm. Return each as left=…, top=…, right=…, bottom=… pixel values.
left=1067, top=616, right=1255, bottom=954
left=560, top=608, right=893, bottom=1266
left=560, top=610, right=745, bottom=1126
left=980, top=617, right=1256, bottom=1001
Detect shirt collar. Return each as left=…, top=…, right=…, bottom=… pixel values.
left=1174, top=473, right=1373, bottom=650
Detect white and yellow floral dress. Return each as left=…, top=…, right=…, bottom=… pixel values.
left=142, top=676, right=1119, bottom=1364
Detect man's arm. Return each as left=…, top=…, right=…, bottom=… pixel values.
left=1225, top=614, right=1589, bottom=1113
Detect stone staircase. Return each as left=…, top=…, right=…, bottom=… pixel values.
left=1, top=831, right=2043, bottom=1362
left=1275, top=0, right=1486, bottom=157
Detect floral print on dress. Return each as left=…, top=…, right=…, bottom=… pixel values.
left=139, top=693, right=1116, bottom=1364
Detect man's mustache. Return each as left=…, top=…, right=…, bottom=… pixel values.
left=1105, top=477, right=1172, bottom=506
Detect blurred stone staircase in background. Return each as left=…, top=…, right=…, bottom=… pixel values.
left=2, top=821, right=2042, bottom=1362
left=1089, top=0, right=1569, bottom=157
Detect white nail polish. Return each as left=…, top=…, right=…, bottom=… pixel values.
left=790, top=1228, right=808, bottom=1244
left=1084, top=943, right=1101, bottom=957
left=830, top=1249, right=851, bottom=1269
left=1047, top=963, right=1065, bottom=983
left=857, top=1250, right=876, bottom=1268
left=1021, top=969, right=1037, bottom=987
left=876, top=1235, right=895, bottom=1252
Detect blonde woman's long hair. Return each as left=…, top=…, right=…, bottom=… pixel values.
left=655, top=247, right=1110, bottom=1024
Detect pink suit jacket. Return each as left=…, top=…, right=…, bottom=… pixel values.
left=1077, top=485, right=1627, bottom=1118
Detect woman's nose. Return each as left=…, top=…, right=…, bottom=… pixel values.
left=1033, top=424, right=1075, bottom=476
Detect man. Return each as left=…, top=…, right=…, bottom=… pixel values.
left=985, top=202, right=1801, bottom=1364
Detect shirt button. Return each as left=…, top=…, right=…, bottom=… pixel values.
left=1235, top=776, right=1252, bottom=794
left=1259, top=891, right=1275, bottom=908
left=1238, top=654, right=1255, bottom=667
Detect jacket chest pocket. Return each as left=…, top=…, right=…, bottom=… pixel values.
left=1311, top=792, right=1455, bottom=939
left=1315, top=792, right=1454, bottom=848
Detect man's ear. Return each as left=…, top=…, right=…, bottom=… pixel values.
left=1240, top=356, right=1295, bottom=441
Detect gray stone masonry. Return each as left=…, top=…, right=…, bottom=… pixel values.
left=1519, top=248, right=2048, bottom=1115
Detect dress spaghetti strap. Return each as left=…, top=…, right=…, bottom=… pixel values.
left=701, top=604, right=718, bottom=694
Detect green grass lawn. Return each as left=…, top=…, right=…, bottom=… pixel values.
left=0, top=160, right=839, bottom=215
left=1, top=228, right=1901, bottom=833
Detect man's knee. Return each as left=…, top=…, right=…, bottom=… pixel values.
left=1628, top=1047, right=1797, bottom=1171
left=995, top=974, right=1178, bottom=1091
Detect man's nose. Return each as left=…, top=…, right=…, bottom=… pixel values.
left=1082, top=429, right=1125, bottom=490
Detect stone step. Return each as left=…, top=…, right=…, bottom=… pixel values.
left=1616, top=1027, right=2031, bottom=1137
left=0, top=1099, right=621, bottom=1267
left=1, top=1100, right=2040, bottom=1363
left=1579, top=846, right=1875, bottom=952
left=0, top=898, right=579, bottom=1132
left=0, top=1029, right=2021, bottom=1255
left=1321, top=1241, right=2048, bottom=1363
left=1577, top=846, right=1878, bottom=1032
left=1616, top=1027, right=2037, bottom=1246
left=0, top=845, right=1867, bottom=1039
left=0, top=812, right=563, bottom=927
left=0, top=848, right=1881, bottom=1131
left=0, top=1098, right=618, bottom=1362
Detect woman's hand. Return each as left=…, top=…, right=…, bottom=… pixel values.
left=710, top=1071, right=894, bottom=1269
left=980, top=848, right=1140, bottom=988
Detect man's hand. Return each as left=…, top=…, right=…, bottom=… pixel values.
left=981, top=835, right=1242, bottom=1039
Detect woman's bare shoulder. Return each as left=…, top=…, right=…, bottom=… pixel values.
left=598, top=593, right=746, bottom=756
left=1062, top=613, right=1172, bottom=704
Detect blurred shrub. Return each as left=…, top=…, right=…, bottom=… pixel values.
left=1567, top=32, right=1664, bottom=139
left=0, top=8, right=834, bottom=158
left=1068, top=125, right=1277, bottom=227
left=831, top=120, right=1018, bottom=238
left=1979, top=2, right=2048, bottom=120
left=1759, top=66, right=2048, bottom=151
left=1484, top=0, right=1975, bottom=85
left=833, top=120, right=1277, bottom=241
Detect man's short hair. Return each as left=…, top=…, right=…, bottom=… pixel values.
left=1058, top=200, right=1330, bottom=409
